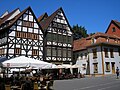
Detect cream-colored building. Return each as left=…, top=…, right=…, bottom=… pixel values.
left=73, top=32, right=120, bottom=75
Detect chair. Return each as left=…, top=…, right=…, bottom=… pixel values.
left=47, top=80, right=54, bottom=90
left=17, top=84, right=24, bottom=90
left=40, top=85, right=47, bottom=90
left=40, top=80, right=47, bottom=90
left=34, top=82, right=39, bottom=90
left=5, top=85, right=11, bottom=90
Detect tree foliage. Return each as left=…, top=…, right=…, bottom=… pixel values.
left=89, top=33, right=95, bottom=36
left=72, top=24, right=88, bottom=40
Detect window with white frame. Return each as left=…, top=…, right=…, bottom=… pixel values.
left=83, top=64, right=86, bottom=70
left=118, top=48, right=120, bottom=56
left=104, top=48, right=109, bottom=58
left=110, top=48, right=114, bottom=58
left=93, top=63, right=98, bottom=73
left=105, top=62, right=110, bottom=72
left=85, top=53, right=87, bottom=59
left=80, top=53, right=83, bottom=59
left=112, top=27, right=116, bottom=32
left=92, top=48, right=97, bottom=59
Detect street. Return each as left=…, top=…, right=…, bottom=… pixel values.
left=53, top=75, right=120, bottom=90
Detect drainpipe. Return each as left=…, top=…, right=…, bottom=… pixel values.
left=101, top=45, right=104, bottom=75
left=86, top=50, right=90, bottom=75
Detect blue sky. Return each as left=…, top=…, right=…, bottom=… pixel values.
left=0, top=0, right=120, bottom=34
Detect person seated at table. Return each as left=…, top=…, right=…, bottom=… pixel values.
left=47, top=80, right=54, bottom=90
left=23, top=77, right=33, bottom=90
left=40, top=76, right=47, bottom=89
left=0, top=77, right=5, bottom=90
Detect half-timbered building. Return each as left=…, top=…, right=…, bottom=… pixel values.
left=38, top=7, right=73, bottom=64
left=0, top=7, right=43, bottom=60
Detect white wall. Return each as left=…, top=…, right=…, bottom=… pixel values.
left=75, top=45, right=120, bottom=75
left=88, top=46, right=103, bottom=75
left=76, top=50, right=88, bottom=74
left=102, top=46, right=120, bottom=74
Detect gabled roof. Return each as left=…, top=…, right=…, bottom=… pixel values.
left=39, top=7, right=62, bottom=30
left=38, top=13, right=48, bottom=22
left=105, top=20, right=120, bottom=33
left=0, top=8, right=19, bottom=26
left=0, top=6, right=43, bottom=33
left=73, top=38, right=89, bottom=51
left=38, top=7, right=72, bottom=32
left=86, top=32, right=120, bottom=39
left=0, top=11, right=9, bottom=18
left=113, top=20, right=120, bottom=28
left=73, top=32, right=120, bottom=51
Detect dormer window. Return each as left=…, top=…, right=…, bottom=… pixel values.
left=115, top=39, right=118, bottom=43
left=91, top=38, right=96, bottom=44
left=112, top=27, right=116, bottom=32
left=80, top=53, right=83, bottom=59
left=107, top=38, right=109, bottom=42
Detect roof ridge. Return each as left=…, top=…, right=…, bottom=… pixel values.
left=39, top=7, right=62, bottom=30
left=38, top=12, right=48, bottom=22
left=112, top=20, right=120, bottom=28
left=0, top=7, right=29, bottom=30
left=2, top=8, right=19, bottom=19
left=112, top=20, right=120, bottom=23
left=0, top=8, right=20, bottom=26
left=0, top=10, right=9, bottom=18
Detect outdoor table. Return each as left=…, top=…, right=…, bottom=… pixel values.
left=11, top=86, right=20, bottom=90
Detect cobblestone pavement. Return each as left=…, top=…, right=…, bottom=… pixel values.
left=53, top=75, right=120, bottom=90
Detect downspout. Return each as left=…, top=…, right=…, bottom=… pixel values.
left=101, top=45, right=104, bottom=75
left=43, top=29, right=47, bottom=61
left=86, top=49, right=90, bottom=75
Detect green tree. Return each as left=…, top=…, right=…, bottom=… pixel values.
left=89, top=33, right=95, bottom=36
left=72, top=24, right=88, bottom=40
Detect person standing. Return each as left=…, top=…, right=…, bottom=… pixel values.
left=116, top=67, right=119, bottom=79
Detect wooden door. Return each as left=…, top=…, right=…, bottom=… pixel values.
left=111, top=62, right=115, bottom=74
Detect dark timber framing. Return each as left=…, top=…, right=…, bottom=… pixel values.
left=38, top=7, right=73, bottom=64
left=0, top=7, right=43, bottom=60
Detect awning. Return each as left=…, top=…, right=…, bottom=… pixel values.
left=2, top=56, right=53, bottom=68
left=0, top=56, right=8, bottom=67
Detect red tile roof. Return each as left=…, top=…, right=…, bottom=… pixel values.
left=105, top=20, right=120, bottom=33
left=112, top=20, right=120, bottom=28
left=38, top=13, right=48, bottom=22
left=73, top=32, right=120, bottom=51
left=73, top=38, right=89, bottom=51
left=86, top=32, right=120, bottom=39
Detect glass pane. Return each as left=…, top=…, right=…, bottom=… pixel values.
left=52, top=47, right=56, bottom=56
left=58, top=48, right=61, bottom=56
left=47, top=47, right=51, bottom=56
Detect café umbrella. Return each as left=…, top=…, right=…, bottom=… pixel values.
left=2, top=56, right=52, bottom=68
